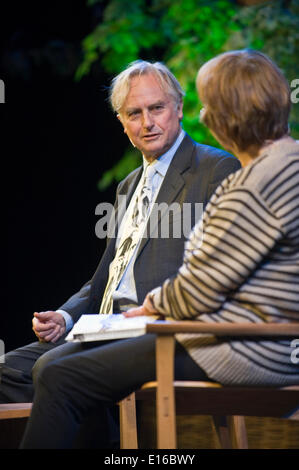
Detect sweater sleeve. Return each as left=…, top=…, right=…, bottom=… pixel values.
left=148, top=186, right=284, bottom=319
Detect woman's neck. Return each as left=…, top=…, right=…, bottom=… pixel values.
left=236, top=135, right=293, bottom=167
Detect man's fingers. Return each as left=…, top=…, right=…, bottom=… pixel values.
left=35, top=326, right=55, bottom=338
left=45, top=326, right=64, bottom=343
left=44, top=328, right=59, bottom=342
left=50, top=330, right=63, bottom=343
left=32, top=318, right=56, bottom=333
left=34, top=311, right=56, bottom=322
left=32, top=311, right=65, bottom=342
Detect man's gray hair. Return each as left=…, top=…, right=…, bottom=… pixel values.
left=109, top=60, right=185, bottom=114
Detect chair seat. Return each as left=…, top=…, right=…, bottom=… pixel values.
left=141, top=380, right=222, bottom=390
left=136, top=383, right=299, bottom=418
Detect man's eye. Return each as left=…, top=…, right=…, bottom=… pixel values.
left=128, top=111, right=140, bottom=118
left=148, top=105, right=164, bottom=115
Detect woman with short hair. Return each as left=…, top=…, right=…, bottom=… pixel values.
left=128, top=49, right=299, bottom=387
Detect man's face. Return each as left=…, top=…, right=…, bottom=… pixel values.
left=118, top=74, right=183, bottom=162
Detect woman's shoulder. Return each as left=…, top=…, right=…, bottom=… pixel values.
left=229, top=138, right=299, bottom=193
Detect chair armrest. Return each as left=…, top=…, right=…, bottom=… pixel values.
left=146, top=321, right=299, bottom=337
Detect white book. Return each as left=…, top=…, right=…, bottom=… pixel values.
left=66, top=314, right=159, bottom=342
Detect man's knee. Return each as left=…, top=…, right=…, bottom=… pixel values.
left=36, top=360, right=62, bottom=392
left=32, top=350, right=52, bottom=385
left=32, top=341, right=82, bottom=385
left=31, top=342, right=64, bottom=385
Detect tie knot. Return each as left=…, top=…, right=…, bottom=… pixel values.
left=144, top=164, right=156, bottom=185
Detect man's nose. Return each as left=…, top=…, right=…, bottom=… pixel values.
left=142, top=110, right=154, bottom=129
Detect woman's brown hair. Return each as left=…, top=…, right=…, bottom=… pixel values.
left=196, top=49, right=291, bottom=157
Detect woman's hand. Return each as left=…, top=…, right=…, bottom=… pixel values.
left=124, top=292, right=162, bottom=318
left=123, top=305, right=152, bottom=318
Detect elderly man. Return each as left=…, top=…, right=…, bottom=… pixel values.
left=1, top=60, right=239, bottom=447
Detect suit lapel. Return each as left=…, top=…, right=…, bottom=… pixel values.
left=120, top=166, right=143, bottom=209
left=114, top=166, right=143, bottom=235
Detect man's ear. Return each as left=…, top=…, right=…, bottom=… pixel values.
left=117, top=113, right=127, bottom=134
left=177, top=100, right=184, bottom=121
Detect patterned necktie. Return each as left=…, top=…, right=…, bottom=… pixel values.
left=100, top=164, right=156, bottom=314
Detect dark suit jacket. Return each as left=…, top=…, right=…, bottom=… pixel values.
left=59, top=134, right=240, bottom=322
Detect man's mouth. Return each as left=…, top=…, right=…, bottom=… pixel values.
left=143, top=133, right=161, bottom=141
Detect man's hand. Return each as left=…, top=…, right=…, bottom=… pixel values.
left=32, top=311, right=66, bottom=343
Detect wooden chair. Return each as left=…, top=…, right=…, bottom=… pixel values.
left=0, top=403, right=32, bottom=448
left=119, top=322, right=299, bottom=449
left=0, top=403, right=32, bottom=420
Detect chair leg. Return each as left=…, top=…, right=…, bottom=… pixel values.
left=212, top=416, right=233, bottom=449
left=119, top=393, right=138, bottom=449
left=156, top=335, right=176, bottom=449
left=227, top=416, right=248, bottom=449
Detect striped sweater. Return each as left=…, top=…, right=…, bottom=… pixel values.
left=149, top=137, right=299, bottom=386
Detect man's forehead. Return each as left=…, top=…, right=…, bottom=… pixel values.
left=125, top=98, right=167, bottom=111
left=124, top=79, right=171, bottom=110
left=129, top=72, right=163, bottom=88
left=126, top=74, right=167, bottom=98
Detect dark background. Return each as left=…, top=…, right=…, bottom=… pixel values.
left=1, top=1, right=129, bottom=352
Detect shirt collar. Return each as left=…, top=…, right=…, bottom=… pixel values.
left=142, top=128, right=185, bottom=177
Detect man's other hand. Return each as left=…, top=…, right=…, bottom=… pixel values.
left=32, top=311, right=66, bottom=343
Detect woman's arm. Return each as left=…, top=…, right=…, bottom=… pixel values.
left=126, top=186, right=283, bottom=319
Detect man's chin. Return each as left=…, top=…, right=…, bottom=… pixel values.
left=142, top=143, right=168, bottom=160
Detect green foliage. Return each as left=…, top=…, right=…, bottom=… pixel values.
left=225, top=0, right=299, bottom=140
left=76, top=0, right=164, bottom=79
left=77, top=0, right=299, bottom=190
left=97, top=147, right=141, bottom=191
